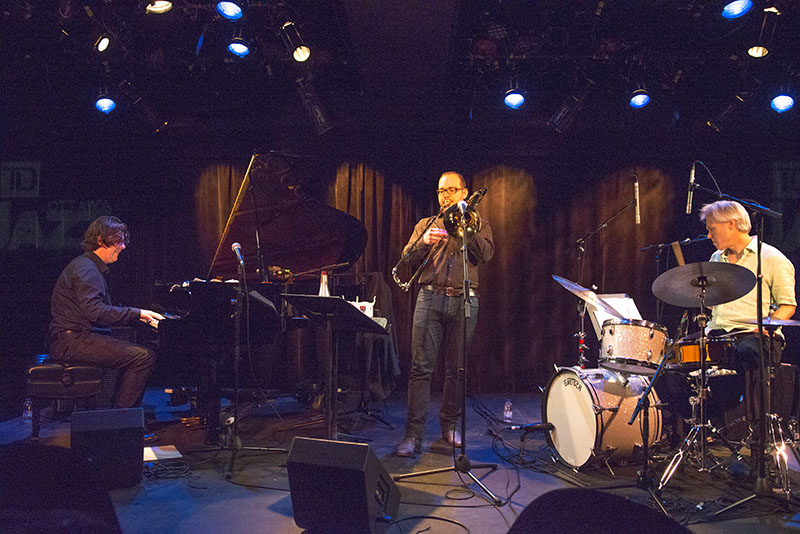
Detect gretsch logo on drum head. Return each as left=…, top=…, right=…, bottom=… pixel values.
left=563, top=376, right=582, bottom=391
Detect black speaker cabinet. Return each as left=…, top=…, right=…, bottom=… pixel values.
left=287, top=437, right=400, bottom=534
left=70, top=407, right=144, bottom=490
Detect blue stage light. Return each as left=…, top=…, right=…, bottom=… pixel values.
left=227, top=38, right=250, bottom=57
left=216, top=2, right=243, bottom=20
left=95, top=96, right=116, bottom=114
left=771, top=94, right=794, bottom=113
left=629, top=89, right=650, bottom=109
left=504, top=90, right=525, bottom=109
left=722, top=1, right=753, bottom=19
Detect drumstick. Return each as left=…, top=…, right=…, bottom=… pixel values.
left=670, top=240, right=686, bottom=266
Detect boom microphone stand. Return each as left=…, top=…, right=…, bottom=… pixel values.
left=574, top=196, right=637, bottom=366
left=394, top=207, right=501, bottom=505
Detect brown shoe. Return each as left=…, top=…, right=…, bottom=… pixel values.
left=443, top=430, right=462, bottom=447
left=396, top=436, right=421, bottom=457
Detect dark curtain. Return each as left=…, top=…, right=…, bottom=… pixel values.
left=191, top=161, right=675, bottom=395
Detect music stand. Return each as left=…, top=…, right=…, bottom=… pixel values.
left=282, top=294, right=389, bottom=440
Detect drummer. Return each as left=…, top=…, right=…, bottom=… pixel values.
left=700, top=200, right=796, bottom=424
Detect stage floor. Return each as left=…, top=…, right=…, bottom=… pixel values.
left=3, top=388, right=800, bottom=533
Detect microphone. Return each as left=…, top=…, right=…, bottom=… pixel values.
left=685, top=161, right=696, bottom=215
left=457, top=200, right=468, bottom=214
left=231, top=242, right=245, bottom=266
left=633, top=175, right=640, bottom=225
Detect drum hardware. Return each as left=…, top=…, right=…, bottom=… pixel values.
left=599, top=318, right=668, bottom=376
left=652, top=262, right=756, bottom=491
left=552, top=274, right=625, bottom=368
left=542, top=366, right=662, bottom=471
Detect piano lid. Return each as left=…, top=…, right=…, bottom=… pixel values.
left=207, top=152, right=367, bottom=280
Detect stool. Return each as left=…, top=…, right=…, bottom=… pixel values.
left=26, top=359, right=103, bottom=440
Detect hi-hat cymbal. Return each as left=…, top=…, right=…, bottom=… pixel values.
left=651, top=261, right=756, bottom=308
left=552, top=274, right=624, bottom=319
left=742, top=317, right=800, bottom=328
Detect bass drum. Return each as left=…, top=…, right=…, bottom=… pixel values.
left=542, top=367, right=662, bottom=469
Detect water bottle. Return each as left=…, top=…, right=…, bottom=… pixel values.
left=22, top=398, right=33, bottom=423
left=318, top=270, right=330, bottom=297
left=503, top=399, right=513, bottom=423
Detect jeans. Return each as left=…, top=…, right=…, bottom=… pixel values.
left=50, top=331, right=156, bottom=408
left=405, top=288, right=478, bottom=440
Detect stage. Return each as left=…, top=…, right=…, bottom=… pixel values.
left=2, top=387, right=800, bottom=533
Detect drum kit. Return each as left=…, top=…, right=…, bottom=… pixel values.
left=545, top=262, right=800, bottom=500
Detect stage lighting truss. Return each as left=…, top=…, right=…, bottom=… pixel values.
left=145, top=1, right=173, bottom=14
left=747, top=7, right=780, bottom=58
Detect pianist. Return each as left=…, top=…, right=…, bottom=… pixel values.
left=48, top=216, right=164, bottom=408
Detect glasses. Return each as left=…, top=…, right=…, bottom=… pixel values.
left=436, top=187, right=463, bottom=196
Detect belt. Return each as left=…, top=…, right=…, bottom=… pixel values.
left=421, top=284, right=478, bottom=297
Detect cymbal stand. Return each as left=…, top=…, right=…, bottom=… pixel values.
left=393, top=212, right=501, bottom=505
left=628, top=347, right=671, bottom=516
left=659, top=280, right=723, bottom=489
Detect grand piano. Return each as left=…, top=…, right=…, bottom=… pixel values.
left=156, top=152, right=370, bottom=442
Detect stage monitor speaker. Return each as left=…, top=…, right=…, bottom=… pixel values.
left=508, top=488, right=690, bottom=534
left=70, top=407, right=144, bottom=490
left=287, top=436, right=400, bottom=534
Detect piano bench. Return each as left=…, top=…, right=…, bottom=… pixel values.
left=26, top=360, right=104, bottom=440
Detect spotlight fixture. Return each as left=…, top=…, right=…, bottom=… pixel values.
left=503, top=78, right=525, bottom=109
left=95, top=93, right=116, bottom=114
left=227, top=37, right=250, bottom=58
left=297, top=77, right=333, bottom=135
left=747, top=7, right=780, bottom=58
left=280, top=21, right=310, bottom=62
left=721, top=1, right=753, bottom=19
left=547, top=79, right=595, bottom=134
left=771, top=93, right=794, bottom=113
left=226, top=24, right=250, bottom=58
left=94, top=35, right=110, bottom=53
left=629, top=86, right=650, bottom=109
left=145, top=1, right=173, bottom=14
left=216, top=2, right=244, bottom=21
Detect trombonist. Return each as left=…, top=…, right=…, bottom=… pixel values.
left=396, top=171, right=494, bottom=457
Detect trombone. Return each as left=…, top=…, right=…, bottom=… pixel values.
left=392, top=187, right=487, bottom=291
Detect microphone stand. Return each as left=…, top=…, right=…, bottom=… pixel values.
left=574, top=198, right=636, bottom=366
left=393, top=208, right=501, bottom=505
left=687, top=183, right=784, bottom=512
left=193, top=256, right=288, bottom=478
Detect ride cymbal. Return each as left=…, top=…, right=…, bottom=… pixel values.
left=651, top=261, right=756, bottom=308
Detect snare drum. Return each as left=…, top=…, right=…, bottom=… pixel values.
left=542, top=367, right=662, bottom=469
left=667, top=337, right=736, bottom=369
left=599, top=319, right=668, bottom=375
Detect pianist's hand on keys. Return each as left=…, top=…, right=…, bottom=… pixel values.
left=140, top=309, right=166, bottom=330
